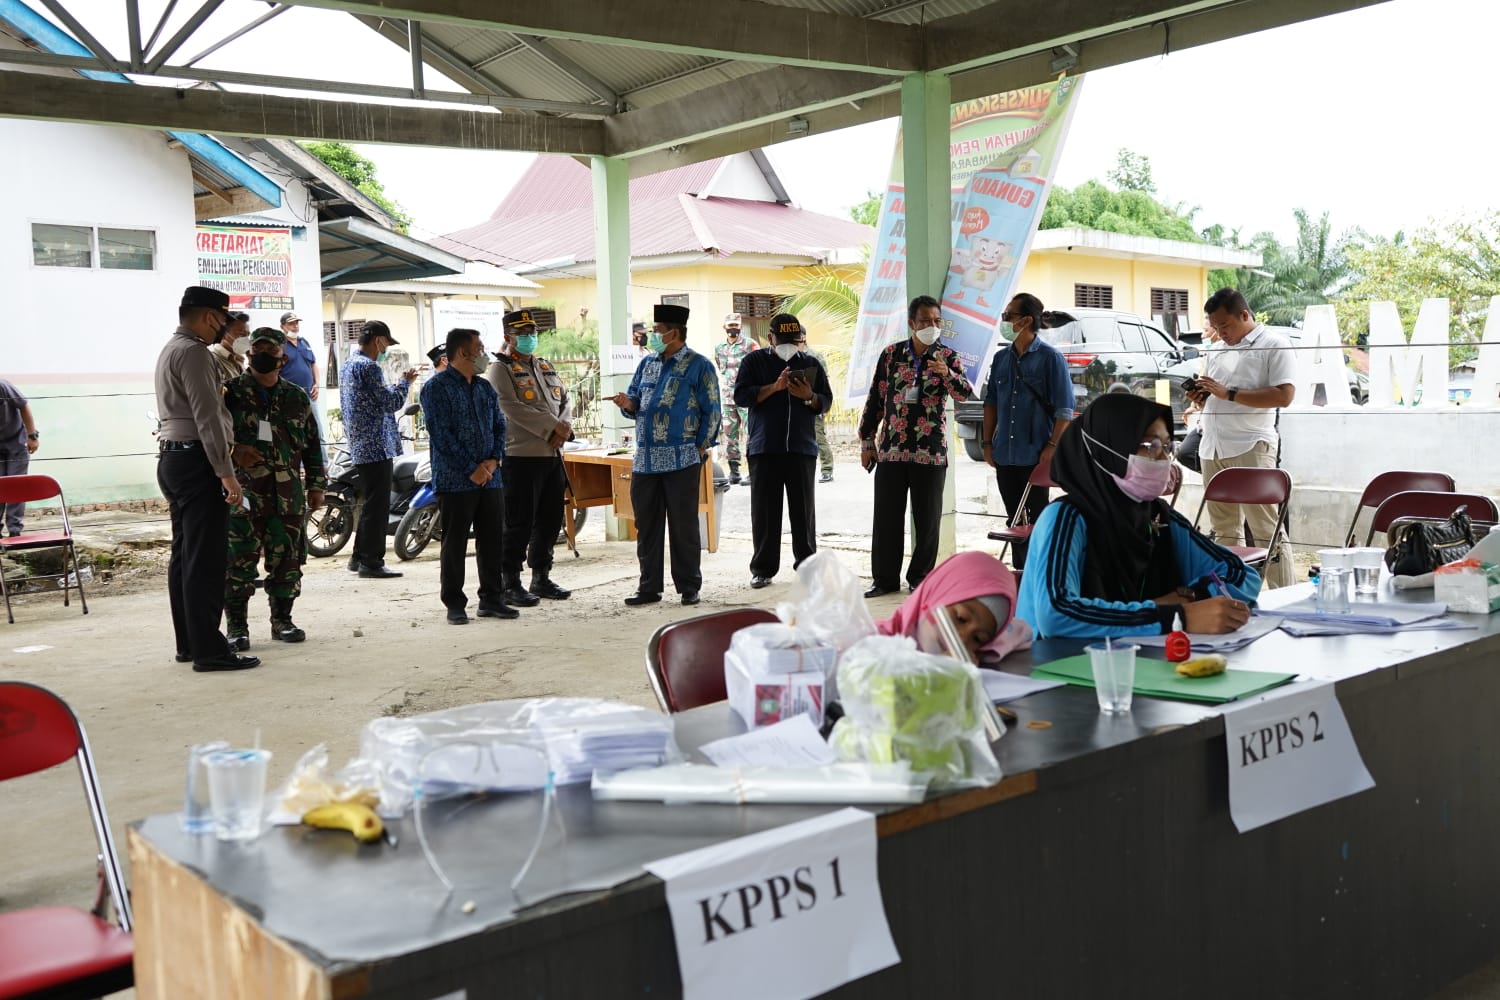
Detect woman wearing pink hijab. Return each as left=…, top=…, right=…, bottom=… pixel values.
left=876, top=551, right=1032, bottom=663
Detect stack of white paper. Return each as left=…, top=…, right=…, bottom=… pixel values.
left=1271, top=598, right=1450, bottom=633
left=1133, top=613, right=1283, bottom=653
left=536, top=710, right=676, bottom=785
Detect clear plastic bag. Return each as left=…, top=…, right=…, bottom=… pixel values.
left=724, top=623, right=838, bottom=729
left=775, top=551, right=878, bottom=652
left=361, top=698, right=679, bottom=815
left=272, top=742, right=382, bottom=820
left=828, top=635, right=1002, bottom=790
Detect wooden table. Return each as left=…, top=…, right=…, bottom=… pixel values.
left=128, top=589, right=1500, bottom=999
left=561, top=448, right=718, bottom=552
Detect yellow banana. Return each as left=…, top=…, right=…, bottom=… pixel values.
left=1175, top=654, right=1228, bottom=678
left=302, top=802, right=384, bottom=843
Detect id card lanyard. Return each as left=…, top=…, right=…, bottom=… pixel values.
left=905, top=341, right=926, bottom=404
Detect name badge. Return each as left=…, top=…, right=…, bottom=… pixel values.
left=903, top=386, right=919, bottom=404
left=257, top=419, right=273, bottom=442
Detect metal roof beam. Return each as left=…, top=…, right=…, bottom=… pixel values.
left=352, top=14, right=527, bottom=104
left=605, top=66, right=897, bottom=157
left=125, top=0, right=144, bottom=69
left=513, top=34, right=618, bottom=109
left=180, top=2, right=291, bottom=68
left=0, top=68, right=605, bottom=153
left=274, top=0, right=922, bottom=74
left=35, top=0, right=123, bottom=72
left=144, top=0, right=225, bottom=75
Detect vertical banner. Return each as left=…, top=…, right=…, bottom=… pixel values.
left=846, top=76, right=1083, bottom=405
left=194, top=225, right=295, bottom=311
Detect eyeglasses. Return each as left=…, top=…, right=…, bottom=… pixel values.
left=1000, top=312, right=1019, bottom=321
left=1137, top=439, right=1175, bottom=460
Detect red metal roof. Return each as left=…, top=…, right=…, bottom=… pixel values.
left=442, top=156, right=873, bottom=270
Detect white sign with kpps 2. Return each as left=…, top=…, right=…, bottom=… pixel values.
left=1222, top=680, right=1375, bottom=832
left=644, top=807, right=899, bottom=1000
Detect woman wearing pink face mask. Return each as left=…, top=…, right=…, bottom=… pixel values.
left=1015, top=393, right=1260, bottom=638
left=877, top=550, right=1032, bottom=664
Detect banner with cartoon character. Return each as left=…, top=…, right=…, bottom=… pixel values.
left=845, top=76, right=1083, bottom=405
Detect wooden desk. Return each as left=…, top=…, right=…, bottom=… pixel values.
left=561, top=448, right=717, bottom=553
left=128, top=591, right=1500, bottom=999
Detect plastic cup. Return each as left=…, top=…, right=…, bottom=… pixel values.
left=1350, top=547, right=1385, bottom=597
left=1318, top=548, right=1354, bottom=573
left=1316, top=567, right=1351, bottom=614
left=203, top=749, right=272, bottom=842
left=1086, top=642, right=1137, bottom=714
left=181, top=740, right=230, bottom=834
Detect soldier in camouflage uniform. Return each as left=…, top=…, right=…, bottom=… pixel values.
left=223, top=327, right=326, bottom=648
left=713, top=312, right=751, bottom=484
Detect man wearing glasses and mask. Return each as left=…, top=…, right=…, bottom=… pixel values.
left=222, top=328, right=326, bottom=650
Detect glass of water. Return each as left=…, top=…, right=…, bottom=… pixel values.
left=203, top=749, right=272, bottom=842
left=1349, top=547, right=1385, bottom=598
left=181, top=740, right=230, bottom=833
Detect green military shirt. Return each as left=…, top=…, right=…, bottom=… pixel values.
left=223, top=373, right=327, bottom=516
left=713, top=337, right=750, bottom=397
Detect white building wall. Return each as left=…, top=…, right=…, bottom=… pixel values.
left=0, top=119, right=202, bottom=501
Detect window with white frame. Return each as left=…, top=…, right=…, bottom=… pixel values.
left=31, top=223, right=155, bottom=270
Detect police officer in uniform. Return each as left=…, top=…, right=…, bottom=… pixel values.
left=154, top=286, right=259, bottom=672
left=223, top=328, right=327, bottom=649
left=488, top=309, right=573, bottom=605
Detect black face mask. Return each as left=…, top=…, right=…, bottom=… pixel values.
left=249, top=353, right=281, bottom=374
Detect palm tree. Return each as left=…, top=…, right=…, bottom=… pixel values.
left=779, top=266, right=865, bottom=417
left=1212, top=209, right=1356, bottom=326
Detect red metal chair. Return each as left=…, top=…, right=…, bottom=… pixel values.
left=645, top=608, right=779, bottom=713
left=986, top=455, right=1057, bottom=561
left=0, top=681, right=133, bottom=1000
left=1371, top=491, right=1500, bottom=546
left=1347, top=471, right=1455, bottom=546
left=1192, top=467, right=1293, bottom=569
left=0, top=475, right=89, bottom=625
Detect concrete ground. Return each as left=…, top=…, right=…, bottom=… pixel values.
left=4, top=458, right=1497, bottom=998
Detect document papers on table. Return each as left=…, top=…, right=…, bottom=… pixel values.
left=699, top=715, right=838, bottom=769
left=979, top=670, right=1065, bottom=704
left=1270, top=599, right=1457, bottom=635
left=1132, top=612, right=1283, bottom=653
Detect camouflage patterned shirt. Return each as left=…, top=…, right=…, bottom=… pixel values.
left=224, top=373, right=328, bottom=516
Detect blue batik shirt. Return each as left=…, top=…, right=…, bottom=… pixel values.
left=418, top=367, right=506, bottom=493
left=338, top=353, right=407, bottom=465
left=618, top=346, right=721, bottom=474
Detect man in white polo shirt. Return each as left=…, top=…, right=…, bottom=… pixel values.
left=1191, top=287, right=1297, bottom=588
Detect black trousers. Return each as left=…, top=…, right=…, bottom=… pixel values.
left=502, top=456, right=566, bottom=580
left=870, top=461, right=945, bottom=591
left=995, top=463, right=1050, bottom=570
left=748, top=453, right=816, bottom=579
left=157, top=448, right=230, bottom=659
left=438, top=488, right=506, bottom=611
left=631, top=463, right=702, bottom=596
left=354, top=458, right=393, bottom=568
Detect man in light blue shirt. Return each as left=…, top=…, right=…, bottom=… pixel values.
left=610, top=304, right=721, bottom=607
left=981, top=292, right=1075, bottom=570
left=338, top=320, right=417, bottom=577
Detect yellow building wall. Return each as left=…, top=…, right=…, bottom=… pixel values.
left=1019, top=252, right=1210, bottom=327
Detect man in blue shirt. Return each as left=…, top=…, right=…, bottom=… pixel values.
left=981, top=292, right=1075, bottom=570
left=338, top=320, right=417, bottom=577
left=610, top=304, right=721, bottom=606
left=420, top=328, right=517, bottom=625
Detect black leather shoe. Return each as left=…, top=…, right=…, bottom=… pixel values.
left=530, top=578, right=571, bottom=600
left=750, top=576, right=772, bottom=589
left=359, top=565, right=403, bottom=579
left=477, top=603, right=520, bottom=620
left=193, top=654, right=261, bottom=672
left=864, top=584, right=898, bottom=599
left=681, top=592, right=701, bottom=606
left=271, top=622, right=306, bottom=643
left=227, top=634, right=250, bottom=652
left=346, top=556, right=363, bottom=573
left=175, top=652, right=192, bottom=663
left=446, top=608, right=469, bottom=625
left=502, top=586, right=540, bottom=607
left=624, top=592, right=662, bottom=606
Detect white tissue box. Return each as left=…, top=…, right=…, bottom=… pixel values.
left=724, top=623, right=837, bottom=729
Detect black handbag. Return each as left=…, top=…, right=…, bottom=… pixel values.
left=1176, top=426, right=1202, bottom=473
left=1384, top=506, right=1476, bottom=576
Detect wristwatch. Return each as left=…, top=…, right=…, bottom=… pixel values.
left=27, top=431, right=38, bottom=440
left=1227, top=387, right=1239, bottom=403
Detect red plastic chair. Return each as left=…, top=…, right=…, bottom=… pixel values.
left=986, top=455, right=1057, bottom=560
left=1346, top=471, right=1455, bottom=546
left=1192, top=467, right=1293, bottom=569
left=645, top=608, right=779, bottom=713
left=1371, top=491, right=1500, bottom=546
left=0, top=682, right=133, bottom=1000
left=0, top=475, right=89, bottom=624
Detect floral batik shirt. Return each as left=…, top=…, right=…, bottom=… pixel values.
left=857, top=340, right=973, bottom=466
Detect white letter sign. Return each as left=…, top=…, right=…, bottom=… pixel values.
left=1222, top=681, right=1375, bottom=832
left=644, top=807, right=899, bottom=1000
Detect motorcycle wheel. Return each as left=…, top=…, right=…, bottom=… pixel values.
left=306, top=492, right=355, bottom=558
left=395, top=503, right=440, bottom=561
left=555, top=506, right=588, bottom=546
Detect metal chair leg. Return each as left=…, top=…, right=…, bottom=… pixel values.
left=0, top=554, right=11, bottom=624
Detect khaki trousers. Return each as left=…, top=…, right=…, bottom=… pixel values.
left=1202, top=440, right=1295, bottom=588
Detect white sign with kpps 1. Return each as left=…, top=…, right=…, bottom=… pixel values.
left=1222, top=680, right=1375, bottom=833
left=644, top=806, right=899, bottom=1000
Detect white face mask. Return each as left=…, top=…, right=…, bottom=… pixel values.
left=230, top=336, right=250, bottom=357
left=773, top=343, right=799, bottom=362
left=913, top=325, right=941, bottom=346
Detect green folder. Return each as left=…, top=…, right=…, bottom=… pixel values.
left=1030, top=654, right=1296, bottom=704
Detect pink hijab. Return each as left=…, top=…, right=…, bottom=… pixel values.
left=876, top=551, right=1032, bottom=660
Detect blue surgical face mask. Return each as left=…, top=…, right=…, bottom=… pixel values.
left=377, top=350, right=389, bottom=363
left=647, top=332, right=666, bottom=354
left=514, top=334, right=539, bottom=355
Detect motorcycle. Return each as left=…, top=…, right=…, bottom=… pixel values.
left=305, top=441, right=430, bottom=559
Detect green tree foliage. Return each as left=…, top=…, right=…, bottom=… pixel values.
left=849, top=191, right=882, bottom=227
left=302, top=141, right=413, bottom=233
left=1041, top=179, right=1199, bottom=241
left=1106, top=148, right=1156, bottom=194
left=1208, top=210, right=1357, bottom=326
left=1338, top=214, right=1500, bottom=364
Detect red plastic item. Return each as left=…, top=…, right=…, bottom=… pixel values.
left=1165, top=631, right=1192, bottom=662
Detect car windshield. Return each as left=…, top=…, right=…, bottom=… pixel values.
left=1039, top=319, right=1086, bottom=346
